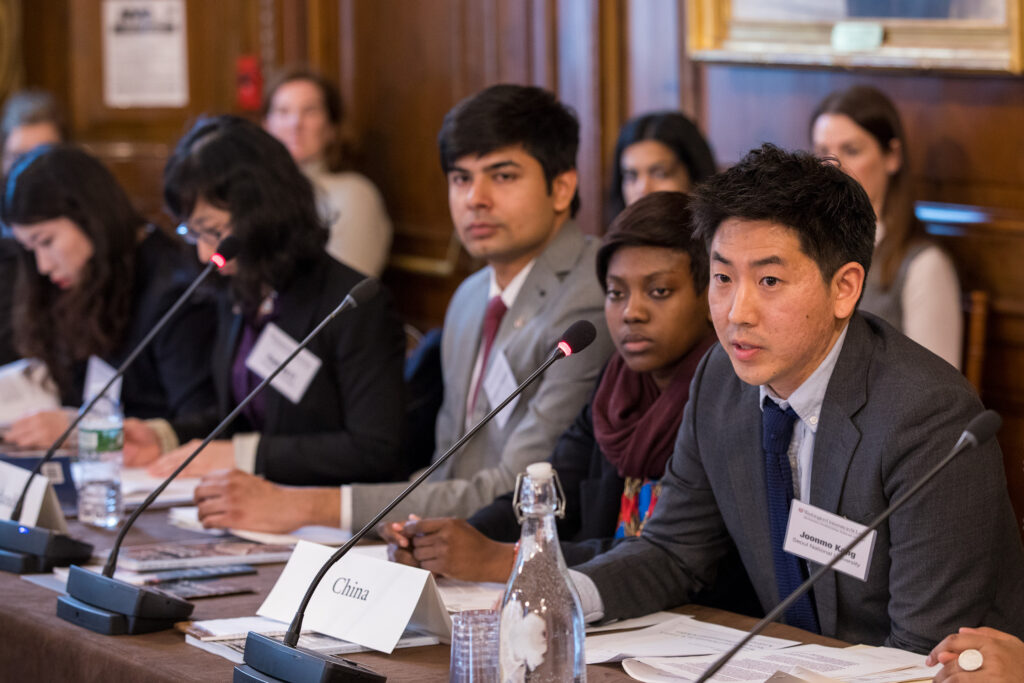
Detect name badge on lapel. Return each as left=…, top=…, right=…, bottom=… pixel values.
left=783, top=500, right=877, bottom=581
left=483, top=350, right=520, bottom=429
left=245, top=323, right=323, bottom=404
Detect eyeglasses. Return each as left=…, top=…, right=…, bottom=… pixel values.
left=176, top=221, right=229, bottom=247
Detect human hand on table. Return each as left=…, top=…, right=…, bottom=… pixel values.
left=383, top=516, right=515, bottom=582
left=926, top=626, right=1024, bottom=681
left=123, top=418, right=161, bottom=466
left=194, top=469, right=315, bottom=533
left=147, top=439, right=233, bottom=478
left=6, top=410, right=71, bottom=448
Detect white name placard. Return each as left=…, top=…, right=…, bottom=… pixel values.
left=783, top=500, right=877, bottom=581
left=245, top=323, right=323, bottom=404
left=257, top=541, right=451, bottom=653
left=0, top=460, right=69, bottom=532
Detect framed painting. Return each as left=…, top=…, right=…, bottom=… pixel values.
left=687, top=0, right=1024, bottom=72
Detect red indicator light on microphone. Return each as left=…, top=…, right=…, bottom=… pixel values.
left=211, top=253, right=227, bottom=268
left=557, top=341, right=572, bottom=357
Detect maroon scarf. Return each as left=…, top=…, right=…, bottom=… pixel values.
left=593, top=334, right=716, bottom=479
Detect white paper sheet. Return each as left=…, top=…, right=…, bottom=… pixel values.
left=621, top=643, right=937, bottom=682
left=586, top=614, right=799, bottom=664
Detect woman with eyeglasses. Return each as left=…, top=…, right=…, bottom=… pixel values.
left=0, top=144, right=217, bottom=447
left=124, top=115, right=408, bottom=489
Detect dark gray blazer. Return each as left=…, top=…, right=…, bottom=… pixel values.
left=576, top=313, right=1024, bottom=653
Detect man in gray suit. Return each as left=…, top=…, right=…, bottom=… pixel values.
left=571, top=144, right=1024, bottom=653
left=191, top=84, right=613, bottom=532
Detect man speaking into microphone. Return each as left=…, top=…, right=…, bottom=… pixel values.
left=570, top=144, right=1024, bottom=654
left=191, top=84, right=614, bottom=533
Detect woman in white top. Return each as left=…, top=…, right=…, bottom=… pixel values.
left=811, top=85, right=962, bottom=369
left=262, top=67, right=392, bottom=277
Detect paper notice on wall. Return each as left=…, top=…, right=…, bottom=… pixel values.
left=102, top=0, right=189, bottom=108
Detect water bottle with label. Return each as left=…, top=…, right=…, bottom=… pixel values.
left=75, top=397, right=124, bottom=528
left=499, top=462, right=586, bottom=682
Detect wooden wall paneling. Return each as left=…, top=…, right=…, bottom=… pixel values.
left=622, top=0, right=682, bottom=117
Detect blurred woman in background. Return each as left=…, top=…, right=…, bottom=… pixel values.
left=262, top=67, right=393, bottom=277
left=607, top=110, right=717, bottom=219
left=811, top=85, right=962, bottom=368
left=126, top=116, right=408, bottom=488
left=0, top=144, right=216, bottom=445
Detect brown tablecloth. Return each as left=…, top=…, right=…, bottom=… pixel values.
left=0, top=513, right=844, bottom=682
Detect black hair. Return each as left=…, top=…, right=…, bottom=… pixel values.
left=597, top=191, right=708, bottom=294
left=608, top=111, right=716, bottom=218
left=437, top=84, right=581, bottom=216
left=691, top=143, right=875, bottom=282
left=163, top=115, right=327, bottom=316
left=0, top=144, right=142, bottom=393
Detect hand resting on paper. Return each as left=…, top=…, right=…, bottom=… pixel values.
left=6, top=409, right=71, bottom=448
left=927, top=626, right=1024, bottom=681
left=383, top=515, right=516, bottom=583
left=147, top=438, right=234, bottom=478
left=122, top=418, right=162, bottom=466
left=194, top=468, right=340, bottom=533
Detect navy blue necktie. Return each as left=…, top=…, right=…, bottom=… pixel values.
left=762, top=397, right=820, bottom=633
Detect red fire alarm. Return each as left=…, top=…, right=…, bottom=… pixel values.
left=236, top=55, right=263, bottom=111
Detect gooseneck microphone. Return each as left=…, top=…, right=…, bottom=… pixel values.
left=56, top=277, right=380, bottom=636
left=236, top=320, right=598, bottom=683
left=695, top=410, right=1003, bottom=682
left=0, top=236, right=240, bottom=575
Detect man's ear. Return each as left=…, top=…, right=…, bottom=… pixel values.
left=551, top=168, right=578, bottom=214
left=832, top=261, right=865, bottom=320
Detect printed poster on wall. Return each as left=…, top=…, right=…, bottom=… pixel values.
left=102, top=0, right=188, bottom=108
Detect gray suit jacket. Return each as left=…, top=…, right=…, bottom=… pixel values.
left=350, top=220, right=614, bottom=527
left=576, top=313, right=1024, bottom=652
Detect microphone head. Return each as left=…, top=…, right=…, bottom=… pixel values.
left=347, top=278, right=380, bottom=307
left=211, top=235, right=241, bottom=268
left=556, top=320, right=597, bottom=358
left=966, top=409, right=1002, bottom=445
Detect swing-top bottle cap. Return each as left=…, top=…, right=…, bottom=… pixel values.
left=525, top=462, right=553, bottom=481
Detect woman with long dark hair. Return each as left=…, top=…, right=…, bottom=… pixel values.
left=607, top=111, right=716, bottom=219
left=0, top=144, right=216, bottom=445
left=126, top=116, right=407, bottom=487
left=811, top=85, right=962, bottom=368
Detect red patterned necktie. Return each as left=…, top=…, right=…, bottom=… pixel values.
left=469, top=295, right=508, bottom=414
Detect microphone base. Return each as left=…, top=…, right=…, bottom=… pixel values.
left=236, top=632, right=385, bottom=682
left=0, top=520, right=94, bottom=574
left=56, top=595, right=178, bottom=635
left=58, top=564, right=194, bottom=634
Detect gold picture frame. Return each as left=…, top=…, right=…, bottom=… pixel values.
left=687, top=0, right=1024, bottom=73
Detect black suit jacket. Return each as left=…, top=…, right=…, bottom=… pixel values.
left=176, top=252, right=407, bottom=486
left=66, top=228, right=217, bottom=424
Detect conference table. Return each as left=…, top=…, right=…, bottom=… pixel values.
left=0, top=513, right=845, bottom=682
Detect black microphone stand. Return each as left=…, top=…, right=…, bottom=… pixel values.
left=57, top=279, right=376, bottom=636
left=236, top=321, right=597, bottom=683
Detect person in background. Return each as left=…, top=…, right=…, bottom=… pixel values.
left=262, top=66, right=393, bottom=277
left=0, top=90, right=67, bottom=366
left=607, top=111, right=716, bottom=219
left=1, top=89, right=64, bottom=174
left=124, top=116, right=407, bottom=488
left=0, top=144, right=216, bottom=445
left=811, top=84, right=962, bottom=369
left=187, top=84, right=613, bottom=533
left=927, top=627, right=1024, bottom=681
